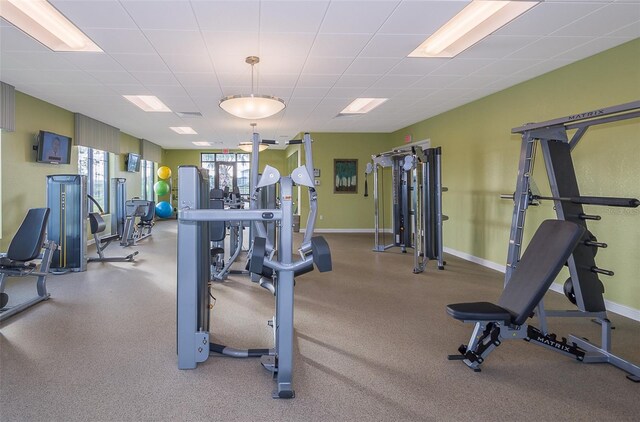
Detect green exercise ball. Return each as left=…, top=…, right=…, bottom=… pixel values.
left=154, top=180, right=170, bottom=196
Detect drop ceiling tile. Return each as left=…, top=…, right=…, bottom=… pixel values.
left=143, top=30, right=209, bottom=56
left=457, top=35, right=540, bottom=60
left=108, top=84, right=151, bottom=96
left=471, top=59, right=541, bottom=77
left=211, top=55, right=255, bottom=74
left=58, top=53, right=125, bottom=72
left=553, top=3, right=640, bottom=37
left=430, top=59, right=495, bottom=76
left=302, top=57, right=354, bottom=75
left=202, top=32, right=259, bottom=57
left=0, top=26, right=50, bottom=52
left=1, top=51, right=71, bottom=71
left=325, top=86, right=366, bottom=98
left=111, top=54, right=170, bottom=72
left=46, top=70, right=100, bottom=85
left=82, top=28, right=154, bottom=55
left=131, top=71, right=180, bottom=86
left=557, top=37, right=634, bottom=61
left=379, top=1, right=467, bottom=35
left=308, top=33, right=372, bottom=58
left=161, top=54, right=214, bottom=73
left=371, top=74, right=422, bottom=89
left=260, top=33, right=316, bottom=57
left=293, top=86, right=332, bottom=98
left=0, top=52, right=28, bottom=70
left=411, top=74, right=463, bottom=89
left=393, top=88, right=437, bottom=100
left=260, top=74, right=300, bottom=87
left=333, top=74, right=380, bottom=88
left=507, top=36, right=591, bottom=60
left=608, top=22, right=640, bottom=37
left=217, top=73, right=251, bottom=87
left=161, top=96, right=198, bottom=111
left=120, top=1, right=199, bottom=30
left=359, top=87, right=400, bottom=98
left=387, top=58, right=448, bottom=75
left=319, top=1, right=399, bottom=34
left=344, top=57, right=399, bottom=75
left=360, top=34, right=427, bottom=58
left=87, top=71, right=140, bottom=85
left=258, top=86, right=295, bottom=100
left=296, top=74, right=341, bottom=88
left=496, top=2, right=605, bottom=36
left=174, top=72, right=219, bottom=87
left=191, top=1, right=260, bottom=31
left=258, top=56, right=307, bottom=75
left=50, top=0, right=137, bottom=29
left=260, top=1, right=329, bottom=33
left=449, top=75, right=500, bottom=90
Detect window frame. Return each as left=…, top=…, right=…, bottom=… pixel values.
left=78, top=146, right=109, bottom=212
left=200, top=153, right=251, bottom=197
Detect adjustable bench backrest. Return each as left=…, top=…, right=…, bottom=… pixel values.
left=7, top=208, right=50, bottom=262
left=498, top=219, right=585, bottom=326
left=209, top=188, right=225, bottom=242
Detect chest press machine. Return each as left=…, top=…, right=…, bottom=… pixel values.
left=447, top=101, right=640, bottom=382
left=176, top=133, right=332, bottom=399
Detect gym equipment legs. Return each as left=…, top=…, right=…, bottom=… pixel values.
left=506, top=101, right=640, bottom=381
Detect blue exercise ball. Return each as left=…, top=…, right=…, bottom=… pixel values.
left=155, top=201, right=173, bottom=219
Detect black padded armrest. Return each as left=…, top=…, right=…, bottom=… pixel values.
left=446, top=302, right=514, bottom=322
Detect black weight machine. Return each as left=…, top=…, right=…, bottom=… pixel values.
left=507, top=102, right=639, bottom=381
left=367, top=143, right=446, bottom=273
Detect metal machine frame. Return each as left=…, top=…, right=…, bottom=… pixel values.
left=507, top=100, right=640, bottom=381
left=46, top=174, right=87, bottom=272
left=370, top=145, right=445, bottom=273
left=176, top=133, right=331, bottom=398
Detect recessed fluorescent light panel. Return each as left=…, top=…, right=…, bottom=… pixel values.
left=170, top=127, right=197, bottom=135
left=192, top=141, right=211, bottom=146
left=409, top=0, right=539, bottom=58
left=340, top=98, right=388, bottom=115
left=0, top=0, right=102, bottom=52
left=123, top=95, right=171, bottom=112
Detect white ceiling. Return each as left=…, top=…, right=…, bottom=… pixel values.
left=1, top=0, right=638, bottom=150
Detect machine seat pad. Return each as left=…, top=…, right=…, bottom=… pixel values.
left=0, top=256, right=35, bottom=270
left=446, top=302, right=514, bottom=322
left=211, top=247, right=224, bottom=257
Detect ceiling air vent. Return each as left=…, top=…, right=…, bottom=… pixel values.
left=175, top=111, right=203, bottom=118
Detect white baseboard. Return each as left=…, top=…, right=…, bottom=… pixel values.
left=443, top=247, right=640, bottom=322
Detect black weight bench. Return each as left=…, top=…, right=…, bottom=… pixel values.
left=447, top=220, right=586, bottom=371
left=0, top=208, right=57, bottom=322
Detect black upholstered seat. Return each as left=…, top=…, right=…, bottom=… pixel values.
left=446, top=302, right=513, bottom=322
left=446, top=220, right=585, bottom=326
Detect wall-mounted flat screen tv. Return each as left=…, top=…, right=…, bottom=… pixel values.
left=36, top=131, right=72, bottom=164
left=126, top=153, right=141, bottom=172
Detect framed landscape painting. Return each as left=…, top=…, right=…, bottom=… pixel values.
left=334, top=159, right=357, bottom=194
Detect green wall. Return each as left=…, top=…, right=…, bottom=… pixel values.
left=294, top=132, right=392, bottom=230
left=389, top=39, right=640, bottom=310
left=0, top=92, right=149, bottom=249
left=1, top=92, right=76, bottom=249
